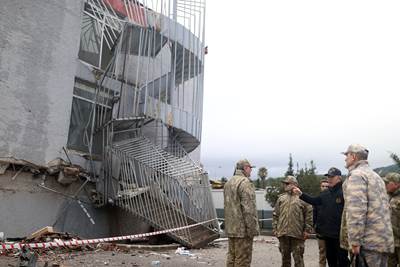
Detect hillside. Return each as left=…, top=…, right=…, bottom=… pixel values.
left=374, top=164, right=400, bottom=177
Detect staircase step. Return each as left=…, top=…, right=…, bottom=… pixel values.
left=111, top=135, right=218, bottom=248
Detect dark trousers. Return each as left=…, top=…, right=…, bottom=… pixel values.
left=324, top=237, right=350, bottom=267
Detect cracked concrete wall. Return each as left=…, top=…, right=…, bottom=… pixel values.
left=0, top=171, right=111, bottom=238
left=0, top=0, right=83, bottom=165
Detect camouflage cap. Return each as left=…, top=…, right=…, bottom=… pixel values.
left=282, top=175, right=298, bottom=185
left=342, top=144, right=369, bottom=156
left=324, top=167, right=342, bottom=177
left=236, top=159, right=256, bottom=169
left=383, top=172, right=400, bottom=184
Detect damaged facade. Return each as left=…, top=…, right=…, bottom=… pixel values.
left=0, top=0, right=218, bottom=248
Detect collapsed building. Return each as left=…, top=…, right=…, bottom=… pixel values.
left=0, top=0, right=218, bottom=248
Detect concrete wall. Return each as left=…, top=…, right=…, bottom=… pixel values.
left=0, top=0, right=83, bottom=165
left=211, top=189, right=273, bottom=210
left=0, top=170, right=111, bottom=238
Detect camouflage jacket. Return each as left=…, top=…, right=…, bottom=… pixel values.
left=389, top=188, right=400, bottom=247
left=272, top=192, right=313, bottom=239
left=224, top=169, right=260, bottom=238
left=340, top=160, right=394, bottom=253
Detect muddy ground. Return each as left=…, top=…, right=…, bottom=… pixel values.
left=0, top=236, right=321, bottom=266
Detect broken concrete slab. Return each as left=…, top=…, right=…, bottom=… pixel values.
left=57, top=171, right=78, bottom=185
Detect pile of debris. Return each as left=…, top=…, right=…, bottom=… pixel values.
left=1, top=226, right=93, bottom=267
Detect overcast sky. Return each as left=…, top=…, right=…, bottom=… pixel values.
left=200, top=0, right=400, bottom=179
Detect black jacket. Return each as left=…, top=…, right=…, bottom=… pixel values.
left=300, top=182, right=344, bottom=239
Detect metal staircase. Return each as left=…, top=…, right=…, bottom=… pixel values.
left=85, top=0, right=216, bottom=247
left=108, top=133, right=218, bottom=247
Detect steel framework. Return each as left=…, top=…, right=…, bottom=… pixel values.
left=83, top=0, right=218, bottom=247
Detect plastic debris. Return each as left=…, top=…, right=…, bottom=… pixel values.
left=175, top=247, right=194, bottom=257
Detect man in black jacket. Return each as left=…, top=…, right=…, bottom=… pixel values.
left=292, top=167, right=350, bottom=267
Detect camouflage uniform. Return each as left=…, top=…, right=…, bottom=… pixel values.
left=224, top=164, right=259, bottom=267
left=340, top=160, right=394, bottom=266
left=273, top=177, right=313, bottom=267
left=318, top=238, right=326, bottom=267
left=385, top=173, right=400, bottom=267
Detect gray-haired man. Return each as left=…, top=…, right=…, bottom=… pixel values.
left=340, top=144, right=394, bottom=266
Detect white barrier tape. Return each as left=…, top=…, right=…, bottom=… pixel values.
left=0, top=219, right=217, bottom=251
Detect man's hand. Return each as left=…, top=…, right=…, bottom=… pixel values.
left=351, top=245, right=360, bottom=255
left=292, top=186, right=302, bottom=195
left=303, top=232, right=309, bottom=240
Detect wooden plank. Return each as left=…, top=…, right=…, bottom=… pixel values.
left=28, top=226, right=55, bottom=240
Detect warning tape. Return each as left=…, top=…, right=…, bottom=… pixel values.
left=0, top=219, right=217, bottom=250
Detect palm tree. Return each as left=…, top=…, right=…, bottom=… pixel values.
left=257, top=167, right=268, bottom=189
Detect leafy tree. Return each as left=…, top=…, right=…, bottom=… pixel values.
left=265, top=159, right=322, bottom=207
left=265, top=177, right=285, bottom=207
left=297, top=160, right=321, bottom=196
left=257, top=166, right=268, bottom=189
left=220, top=177, right=228, bottom=183
left=254, top=178, right=261, bottom=189
left=285, top=153, right=294, bottom=176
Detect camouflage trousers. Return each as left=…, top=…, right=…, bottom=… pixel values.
left=388, top=247, right=400, bottom=267
left=351, top=249, right=388, bottom=267
left=318, top=238, right=326, bottom=267
left=278, top=236, right=305, bottom=267
left=226, top=237, right=253, bottom=267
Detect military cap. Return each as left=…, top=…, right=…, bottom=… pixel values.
left=282, top=175, right=298, bottom=185
left=236, top=159, right=255, bottom=169
left=383, top=172, right=400, bottom=184
left=342, top=144, right=369, bottom=156
left=320, top=178, right=329, bottom=184
left=324, top=167, right=342, bottom=177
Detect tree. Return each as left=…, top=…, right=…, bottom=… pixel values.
left=265, top=177, right=285, bottom=207
left=265, top=157, right=322, bottom=207
left=220, top=177, right=228, bottom=183
left=309, top=160, right=316, bottom=175
left=285, top=153, right=294, bottom=176
left=257, top=166, right=268, bottom=189
left=297, top=160, right=321, bottom=196
left=391, top=153, right=400, bottom=168
left=254, top=178, right=261, bottom=189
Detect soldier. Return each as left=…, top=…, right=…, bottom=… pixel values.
left=224, top=159, right=259, bottom=267
left=272, top=176, right=313, bottom=267
left=384, top=172, right=400, bottom=267
left=314, top=180, right=329, bottom=267
left=340, top=144, right=394, bottom=266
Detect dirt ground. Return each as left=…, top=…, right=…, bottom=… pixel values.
left=0, top=236, right=320, bottom=267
